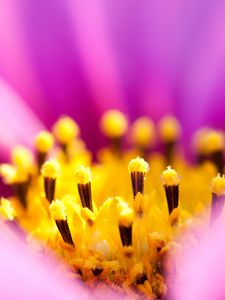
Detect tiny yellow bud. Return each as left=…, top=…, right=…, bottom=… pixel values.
left=0, top=198, right=15, bottom=221
left=158, top=116, right=181, bottom=142
left=119, top=207, right=135, bottom=227
left=34, top=131, right=54, bottom=153
left=81, top=207, right=95, bottom=224
left=128, top=157, right=149, bottom=174
left=211, top=174, right=225, bottom=196
left=100, top=109, right=128, bottom=138
left=75, top=166, right=92, bottom=185
left=53, top=116, right=80, bottom=144
left=162, top=166, right=180, bottom=186
left=130, top=117, right=155, bottom=147
left=49, top=200, right=67, bottom=220
left=41, top=159, right=60, bottom=179
left=11, top=146, right=33, bottom=169
left=0, top=164, right=17, bottom=184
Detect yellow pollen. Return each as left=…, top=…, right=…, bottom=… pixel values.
left=34, top=131, right=54, bottom=153
left=11, top=146, right=33, bottom=169
left=211, top=174, right=225, bottom=196
left=128, top=157, right=149, bottom=174
left=41, top=159, right=60, bottom=179
left=49, top=199, right=67, bottom=221
left=75, top=166, right=92, bottom=185
left=158, top=116, right=181, bottom=142
left=162, top=166, right=180, bottom=186
left=119, top=207, right=135, bottom=227
left=0, top=198, right=15, bottom=221
left=53, top=116, right=80, bottom=145
left=100, top=109, right=128, bottom=138
left=130, top=117, right=155, bottom=147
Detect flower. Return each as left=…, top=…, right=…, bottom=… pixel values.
left=0, top=1, right=225, bottom=298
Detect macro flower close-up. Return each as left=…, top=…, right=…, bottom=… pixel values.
left=0, top=1, right=225, bottom=299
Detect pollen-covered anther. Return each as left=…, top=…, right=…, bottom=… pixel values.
left=53, top=116, right=80, bottom=148
left=128, top=157, right=149, bottom=198
left=119, top=207, right=134, bottom=247
left=162, top=166, right=180, bottom=215
left=49, top=200, right=74, bottom=246
left=75, top=166, right=93, bottom=211
left=210, top=174, right=225, bottom=223
left=130, top=117, right=155, bottom=149
left=41, top=159, right=60, bottom=203
left=34, top=131, right=54, bottom=168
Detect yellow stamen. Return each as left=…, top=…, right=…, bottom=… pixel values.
left=49, top=200, right=67, bottom=221
left=34, top=131, right=54, bottom=153
left=11, top=146, right=33, bottom=170
left=119, top=207, right=135, bottom=227
left=130, top=117, right=155, bottom=148
left=128, top=157, right=149, bottom=174
left=41, top=159, right=60, bottom=179
left=119, top=207, right=134, bottom=247
left=158, top=116, right=181, bottom=142
left=162, top=166, right=180, bottom=186
left=75, top=166, right=92, bottom=185
left=53, top=116, right=80, bottom=145
left=204, top=130, right=224, bottom=153
left=211, top=174, right=225, bottom=196
left=100, top=109, right=128, bottom=138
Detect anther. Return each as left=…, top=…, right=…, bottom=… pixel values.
left=158, top=116, right=181, bottom=164
left=34, top=131, right=54, bottom=170
left=118, top=207, right=134, bottom=247
left=53, top=116, right=80, bottom=156
left=41, top=159, right=60, bottom=203
left=204, top=130, right=224, bottom=174
left=0, top=164, right=30, bottom=208
left=49, top=200, right=74, bottom=246
left=11, top=146, right=34, bottom=171
left=162, top=166, right=180, bottom=215
left=130, top=117, right=155, bottom=157
left=128, top=157, right=149, bottom=198
left=75, top=166, right=93, bottom=211
left=100, top=109, right=128, bottom=156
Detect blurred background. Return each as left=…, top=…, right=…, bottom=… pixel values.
left=0, top=0, right=225, bottom=155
